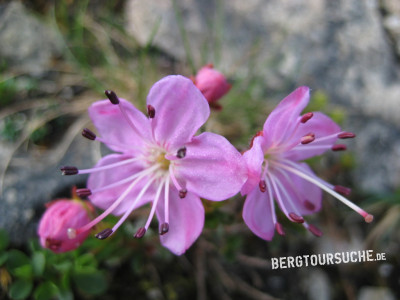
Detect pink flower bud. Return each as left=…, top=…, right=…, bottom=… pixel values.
left=38, top=199, right=93, bottom=253
left=193, top=64, right=231, bottom=109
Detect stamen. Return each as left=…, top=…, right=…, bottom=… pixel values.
left=307, top=224, right=323, bottom=237
left=160, top=223, right=169, bottom=235
left=179, top=188, right=187, bottom=198
left=300, top=112, right=313, bottom=123
left=105, top=90, right=145, bottom=139
left=259, top=180, right=267, bottom=192
left=72, top=166, right=157, bottom=236
left=95, top=228, right=113, bottom=240
left=111, top=177, right=155, bottom=234
left=275, top=222, right=285, bottom=236
left=334, top=185, right=351, bottom=196
left=105, top=90, right=120, bottom=104
left=164, top=176, right=170, bottom=224
left=134, top=227, right=146, bottom=238
left=288, top=212, right=305, bottom=223
left=338, top=132, right=356, bottom=139
left=76, top=157, right=141, bottom=175
left=76, top=188, right=92, bottom=197
left=332, top=144, right=346, bottom=151
left=60, top=166, right=78, bottom=175
left=268, top=174, right=292, bottom=220
left=82, top=128, right=96, bottom=140
left=169, top=167, right=183, bottom=191
left=275, top=161, right=373, bottom=222
left=147, top=105, right=156, bottom=118
left=176, top=147, right=187, bottom=159
left=301, top=133, right=315, bottom=144
left=143, top=177, right=165, bottom=231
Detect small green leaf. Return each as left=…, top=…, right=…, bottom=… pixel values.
left=0, top=251, right=8, bottom=266
left=32, top=252, right=46, bottom=277
left=74, top=253, right=96, bottom=269
left=6, top=250, right=32, bottom=279
left=72, top=269, right=108, bottom=295
left=9, top=279, right=33, bottom=300
left=33, top=281, right=59, bottom=300
left=0, top=229, right=9, bottom=251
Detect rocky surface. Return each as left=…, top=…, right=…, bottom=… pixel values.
left=0, top=1, right=63, bottom=75
left=125, top=0, right=400, bottom=193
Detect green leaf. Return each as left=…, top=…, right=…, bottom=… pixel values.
left=0, top=229, right=9, bottom=251
left=6, top=250, right=33, bottom=279
left=33, top=281, right=59, bottom=300
left=74, top=253, right=96, bottom=269
left=0, top=251, right=8, bottom=266
left=9, top=279, right=33, bottom=300
left=72, top=269, right=108, bottom=295
left=32, top=252, right=46, bottom=277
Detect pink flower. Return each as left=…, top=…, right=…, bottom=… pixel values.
left=38, top=199, right=93, bottom=253
left=192, top=64, right=231, bottom=110
left=62, top=75, right=247, bottom=255
left=241, top=86, right=373, bottom=241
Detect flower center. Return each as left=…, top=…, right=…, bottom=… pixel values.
left=156, top=152, right=170, bottom=170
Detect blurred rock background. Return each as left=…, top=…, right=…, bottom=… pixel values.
left=0, top=0, right=399, bottom=299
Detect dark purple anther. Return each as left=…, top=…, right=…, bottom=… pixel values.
left=300, top=112, right=313, bottom=123
left=259, top=180, right=267, bottom=193
left=60, top=166, right=78, bottom=175
left=338, top=132, right=356, bottom=139
left=301, top=133, right=315, bottom=144
left=147, top=105, right=156, bottom=118
left=134, top=227, right=146, bottom=238
left=76, top=188, right=92, bottom=197
left=308, top=224, right=323, bottom=237
left=82, top=128, right=96, bottom=140
left=105, top=90, right=120, bottom=104
left=160, top=223, right=169, bottom=235
left=177, top=147, right=187, bottom=159
left=95, top=228, right=113, bottom=240
left=334, top=185, right=351, bottom=196
left=289, top=212, right=304, bottom=223
left=332, top=144, right=347, bottom=151
left=179, top=188, right=187, bottom=199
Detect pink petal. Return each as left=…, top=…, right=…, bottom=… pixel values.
left=87, top=154, right=153, bottom=216
left=262, top=86, right=310, bottom=149
left=176, top=132, right=247, bottom=201
left=283, top=112, right=341, bottom=161
left=241, top=135, right=265, bottom=195
left=156, top=189, right=204, bottom=255
left=89, top=99, right=151, bottom=153
left=146, top=75, right=210, bottom=150
left=274, top=163, right=322, bottom=215
left=243, top=187, right=275, bottom=241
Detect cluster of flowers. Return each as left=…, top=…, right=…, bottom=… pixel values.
left=38, top=65, right=373, bottom=255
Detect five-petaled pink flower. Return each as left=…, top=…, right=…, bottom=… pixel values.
left=241, top=86, right=373, bottom=241
left=192, top=64, right=231, bottom=110
left=38, top=199, right=93, bottom=253
left=62, top=75, right=247, bottom=255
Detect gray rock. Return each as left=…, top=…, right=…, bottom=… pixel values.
left=125, top=0, right=400, bottom=193
left=0, top=2, right=63, bottom=75
left=0, top=136, right=99, bottom=245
